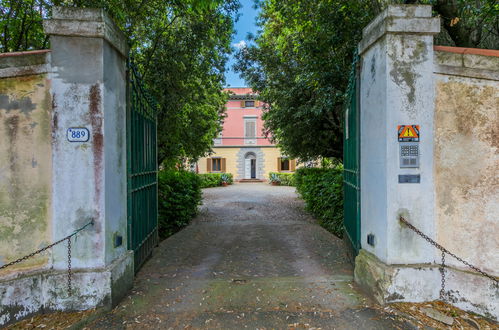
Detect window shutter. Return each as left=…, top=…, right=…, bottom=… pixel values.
left=290, top=159, right=296, bottom=171
left=241, top=100, right=245, bottom=108
left=255, top=101, right=260, bottom=107
left=277, top=157, right=281, bottom=172
left=221, top=158, right=226, bottom=172
left=245, top=121, right=256, bottom=138
left=207, top=158, right=212, bottom=172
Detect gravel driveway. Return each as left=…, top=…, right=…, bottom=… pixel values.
left=88, top=183, right=412, bottom=329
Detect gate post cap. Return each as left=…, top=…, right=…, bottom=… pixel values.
left=43, top=7, right=129, bottom=58
left=359, top=5, right=440, bottom=55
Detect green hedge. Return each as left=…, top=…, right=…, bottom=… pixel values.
left=268, top=172, right=295, bottom=186
left=294, top=166, right=344, bottom=237
left=198, top=173, right=233, bottom=188
left=158, top=170, right=202, bottom=239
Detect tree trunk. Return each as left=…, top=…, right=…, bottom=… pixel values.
left=434, top=0, right=480, bottom=48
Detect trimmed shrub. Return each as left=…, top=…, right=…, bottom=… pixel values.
left=294, top=166, right=344, bottom=237
left=268, top=172, right=295, bottom=186
left=158, top=170, right=202, bottom=239
left=198, top=173, right=233, bottom=188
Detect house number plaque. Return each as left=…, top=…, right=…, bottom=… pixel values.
left=67, top=127, right=90, bottom=142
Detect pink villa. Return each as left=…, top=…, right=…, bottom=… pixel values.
left=197, top=87, right=296, bottom=181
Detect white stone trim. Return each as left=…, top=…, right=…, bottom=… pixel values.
left=44, top=7, right=129, bottom=57
left=0, top=251, right=133, bottom=326
left=433, top=51, right=499, bottom=81
left=355, top=249, right=498, bottom=320
left=359, top=5, right=440, bottom=55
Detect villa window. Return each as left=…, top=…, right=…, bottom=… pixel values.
left=207, top=157, right=226, bottom=172
left=244, top=118, right=257, bottom=145
left=278, top=157, right=296, bottom=172
left=241, top=100, right=257, bottom=108
left=212, top=158, right=221, bottom=171
left=281, top=158, right=290, bottom=171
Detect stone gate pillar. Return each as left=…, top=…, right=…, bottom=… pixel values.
left=354, top=5, right=441, bottom=303
left=43, top=6, right=133, bottom=309
left=0, top=8, right=134, bottom=326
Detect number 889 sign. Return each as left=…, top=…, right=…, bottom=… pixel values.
left=67, top=127, right=90, bottom=142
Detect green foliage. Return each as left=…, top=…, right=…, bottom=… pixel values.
left=235, top=0, right=498, bottom=162
left=431, top=0, right=499, bottom=49
left=0, top=0, right=48, bottom=52
left=268, top=172, right=295, bottom=186
left=220, top=173, right=231, bottom=183
left=0, top=0, right=239, bottom=167
left=269, top=172, right=281, bottom=184
left=199, top=173, right=222, bottom=188
left=235, top=0, right=377, bottom=161
left=198, top=173, right=233, bottom=188
left=294, top=167, right=344, bottom=237
left=131, top=1, right=240, bottom=166
left=158, top=169, right=202, bottom=239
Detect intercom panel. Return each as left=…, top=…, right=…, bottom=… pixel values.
left=400, top=142, right=420, bottom=168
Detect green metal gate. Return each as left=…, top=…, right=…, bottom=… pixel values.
left=127, top=62, right=158, bottom=272
left=343, top=53, right=361, bottom=255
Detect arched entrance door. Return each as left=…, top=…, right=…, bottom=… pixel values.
left=244, top=152, right=257, bottom=179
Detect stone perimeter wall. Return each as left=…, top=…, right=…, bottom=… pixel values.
left=434, top=47, right=498, bottom=275
left=433, top=48, right=499, bottom=318
left=0, top=51, right=53, bottom=277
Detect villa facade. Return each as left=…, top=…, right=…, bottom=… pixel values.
left=197, top=88, right=295, bottom=181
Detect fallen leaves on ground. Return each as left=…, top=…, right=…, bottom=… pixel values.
left=388, top=301, right=497, bottom=329
left=5, top=309, right=97, bottom=330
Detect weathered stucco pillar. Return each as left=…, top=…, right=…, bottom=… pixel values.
left=354, top=5, right=441, bottom=303
left=44, top=5, right=133, bottom=302
left=0, top=7, right=133, bottom=326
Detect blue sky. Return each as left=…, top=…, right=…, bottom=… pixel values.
left=225, top=0, right=259, bottom=87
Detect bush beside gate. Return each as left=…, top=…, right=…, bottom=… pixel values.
left=198, top=173, right=233, bottom=188
left=158, top=170, right=202, bottom=239
left=268, top=172, right=296, bottom=186
left=294, top=166, right=344, bottom=238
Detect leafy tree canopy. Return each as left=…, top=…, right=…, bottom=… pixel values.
left=235, top=0, right=498, bottom=161
left=235, top=0, right=376, bottom=160
left=431, top=0, right=498, bottom=49
left=0, top=0, right=240, bottom=166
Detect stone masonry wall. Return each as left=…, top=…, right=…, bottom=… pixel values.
left=434, top=47, right=498, bottom=275
left=0, top=51, right=52, bottom=277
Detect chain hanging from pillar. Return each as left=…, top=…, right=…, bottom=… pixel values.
left=399, top=216, right=498, bottom=301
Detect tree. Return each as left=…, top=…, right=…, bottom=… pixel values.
left=129, top=1, right=238, bottom=166
left=235, top=0, right=497, bottom=162
left=235, top=0, right=377, bottom=160
left=0, top=0, right=240, bottom=166
left=0, top=0, right=50, bottom=52
left=433, top=0, right=498, bottom=49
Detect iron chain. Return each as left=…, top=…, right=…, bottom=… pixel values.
left=67, top=237, right=72, bottom=295
left=440, top=251, right=445, bottom=300
left=0, top=221, right=93, bottom=295
left=399, top=216, right=498, bottom=301
left=0, top=235, right=68, bottom=271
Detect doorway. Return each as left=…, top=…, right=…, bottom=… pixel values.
left=244, top=152, right=257, bottom=179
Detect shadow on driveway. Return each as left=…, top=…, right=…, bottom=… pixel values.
left=88, top=183, right=414, bottom=329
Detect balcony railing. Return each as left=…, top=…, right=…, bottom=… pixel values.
left=213, top=137, right=274, bottom=146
